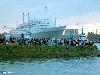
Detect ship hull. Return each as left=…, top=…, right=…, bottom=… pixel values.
left=32, top=26, right=66, bottom=39
left=10, top=26, right=66, bottom=39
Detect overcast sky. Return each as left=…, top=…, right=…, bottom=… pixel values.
left=0, top=0, right=100, bottom=33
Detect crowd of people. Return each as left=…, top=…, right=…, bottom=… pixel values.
left=0, top=36, right=94, bottom=46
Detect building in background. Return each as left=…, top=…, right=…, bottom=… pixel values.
left=87, top=32, right=100, bottom=42
left=65, top=29, right=79, bottom=40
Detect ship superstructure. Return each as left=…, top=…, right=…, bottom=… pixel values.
left=10, top=18, right=54, bottom=34
left=10, top=13, right=66, bottom=39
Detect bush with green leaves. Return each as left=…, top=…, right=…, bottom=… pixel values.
left=0, top=44, right=99, bottom=61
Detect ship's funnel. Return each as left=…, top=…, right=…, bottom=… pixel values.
left=45, top=5, right=47, bottom=18
left=55, top=18, right=56, bottom=27
left=82, top=26, right=83, bottom=34
left=23, top=13, right=25, bottom=24
left=28, top=12, right=29, bottom=22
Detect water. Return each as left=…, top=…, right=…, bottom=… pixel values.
left=0, top=57, right=100, bottom=75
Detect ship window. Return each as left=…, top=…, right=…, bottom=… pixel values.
left=20, top=26, right=24, bottom=28
left=47, top=22, right=49, bottom=24
left=43, top=25, right=45, bottom=26
left=37, top=21, right=41, bottom=24
left=32, top=24, right=36, bottom=25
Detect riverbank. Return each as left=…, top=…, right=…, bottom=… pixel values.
left=0, top=45, right=99, bottom=61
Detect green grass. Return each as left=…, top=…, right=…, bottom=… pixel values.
left=0, top=44, right=99, bottom=61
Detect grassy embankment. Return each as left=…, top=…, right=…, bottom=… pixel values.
left=0, top=44, right=99, bottom=61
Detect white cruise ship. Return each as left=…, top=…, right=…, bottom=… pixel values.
left=9, top=5, right=66, bottom=39
left=10, top=14, right=66, bottom=39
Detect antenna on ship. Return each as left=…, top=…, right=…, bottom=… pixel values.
left=23, top=13, right=25, bottom=24
left=16, top=21, right=17, bottom=26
